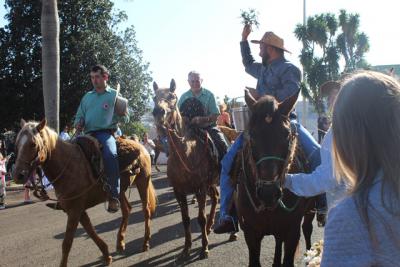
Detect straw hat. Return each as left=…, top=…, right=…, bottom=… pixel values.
left=251, top=32, right=291, bottom=53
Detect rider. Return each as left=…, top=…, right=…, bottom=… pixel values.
left=213, top=25, right=325, bottom=233
left=178, top=71, right=228, bottom=161
left=74, top=65, right=129, bottom=213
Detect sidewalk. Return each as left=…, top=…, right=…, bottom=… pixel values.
left=5, top=181, right=25, bottom=191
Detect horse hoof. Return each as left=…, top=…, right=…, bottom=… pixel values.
left=199, top=249, right=209, bottom=259
left=116, top=244, right=125, bottom=253
left=177, top=249, right=190, bottom=261
left=229, top=232, right=238, bottom=242
left=103, top=255, right=112, bottom=266
left=142, top=244, right=150, bottom=252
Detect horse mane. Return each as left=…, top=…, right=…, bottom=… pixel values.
left=16, top=121, right=59, bottom=158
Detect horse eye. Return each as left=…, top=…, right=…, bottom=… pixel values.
left=31, top=143, right=36, bottom=148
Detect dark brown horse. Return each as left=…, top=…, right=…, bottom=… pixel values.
left=13, top=119, right=156, bottom=267
left=233, top=91, right=316, bottom=267
left=152, top=79, right=220, bottom=259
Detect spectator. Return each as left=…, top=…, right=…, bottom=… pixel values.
left=142, top=133, right=156, bottom=165
left=217, top=103, right=231, bottom=127
left=59, top=125, right=71, bottom=141
left=322, top=71, right=400, bottom=266
left=0, top=153, right=7, bottom=209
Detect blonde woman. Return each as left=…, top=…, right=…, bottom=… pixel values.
left=322, top=71, right=400, bottom=266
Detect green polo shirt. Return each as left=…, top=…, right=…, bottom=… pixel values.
left=74, top=86, right=129, bottom=134
left=178, top=87, right=220, bottom=117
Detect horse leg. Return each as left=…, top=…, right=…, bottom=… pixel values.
left=174, top=189, right=191, bottom=260
left=282, top=225, right=301, bottom=267
left=206, top=185, right=218, bottom=235
left=273, top=237, right=283, bottom=267
left=195, top=191, right=209, bottom=259
left=302, top=212, right=315, bottom=250
left=60, top=211, right=81, bottom=267
left=80, top=211, right=112, bottom=265
left=116, top=193, right=131, bottom=253
left=243, top=228, right=263, bottom=267
left=136, top=174, right=152, bottom=252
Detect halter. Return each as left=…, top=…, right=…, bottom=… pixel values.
left=240, top=122, right=299, bottom=213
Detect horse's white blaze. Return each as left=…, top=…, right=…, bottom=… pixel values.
left=19, top=134, right=28, bottom=150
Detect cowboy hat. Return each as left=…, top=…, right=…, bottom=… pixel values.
left=251, top=31, right=291, bottom=53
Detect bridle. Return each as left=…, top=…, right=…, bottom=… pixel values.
left=240, top=122, right=299, bottom=213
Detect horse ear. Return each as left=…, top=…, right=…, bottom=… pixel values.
left=278, top=91, right=300, bottom=116
left=170, top=79, right=176, bottom=92
left=20, top=119, right=26, bottom=128
left=245, top=89, right=256, bottom=112
left=36, top=119, right=47, bottom=132
left=153, top=82, right=159, bottom=92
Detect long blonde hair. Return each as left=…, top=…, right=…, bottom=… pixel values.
left=332, top=71, right=400, bottom=224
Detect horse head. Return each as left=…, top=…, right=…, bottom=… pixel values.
left=244, top=90, right=299, bottom=209
left=152, top=79, right=181, bottom=137
left=13, top=118, right=56, bottom=184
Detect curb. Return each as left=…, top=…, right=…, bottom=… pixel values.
left=5, top=185, right=25, bottom=191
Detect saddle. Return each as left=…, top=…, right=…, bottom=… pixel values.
left=72, top=135, right=141, bottom=181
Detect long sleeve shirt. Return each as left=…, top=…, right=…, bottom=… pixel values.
left=284, top=130, right=348, bottom=207
left=322, top=176, right=400, bottom=267
left=240, top=40, right=301, bottom=102
left=74, top=86, right=129, bottom=134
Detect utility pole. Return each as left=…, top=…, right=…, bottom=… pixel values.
left=301, top=0, right=308, bottom=128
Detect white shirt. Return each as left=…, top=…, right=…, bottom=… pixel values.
left=285, top=129, right=348, bottom=208
left=142, top=139, right=155, bottom=156
left=59, top=131, right=70, bottom=141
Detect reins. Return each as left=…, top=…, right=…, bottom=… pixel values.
left=240, top=122, right=300, bottom=213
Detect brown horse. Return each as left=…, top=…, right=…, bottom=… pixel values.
left=13, top=119, right=156, bottom=267
left=152, top=79, right=220, bottom=259
left=233, top=91, right=316, bottom=267
left=218, top=125, right=239, bottom=143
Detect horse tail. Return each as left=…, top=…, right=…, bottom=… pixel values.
left=147, top=178, right=157, bottom=215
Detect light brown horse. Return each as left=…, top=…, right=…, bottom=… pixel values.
left=152, top=79, right=220, bottom=259
left=13, top=119, right=156, bottom=267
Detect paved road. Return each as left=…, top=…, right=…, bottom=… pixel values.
left=0, top=166, right=323, bottom=266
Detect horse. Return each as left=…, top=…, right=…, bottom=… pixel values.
left=12, top=119, right=156, bottom=267
left=152, top=79, right=221, bottom=259
left=217, top=125, right=239, bottom=143
left=233, top=91, right=317, bottom=267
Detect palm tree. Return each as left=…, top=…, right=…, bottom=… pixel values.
left=41, top=0, right=60, bottom=132
left=294, top=13, right=340, bottom=117
left=337, top=9, right=370, bottom=72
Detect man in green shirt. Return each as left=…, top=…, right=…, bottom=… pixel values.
left=178, top=71, right=228, bottom=161
left=74, top=65, right=129, bottom=213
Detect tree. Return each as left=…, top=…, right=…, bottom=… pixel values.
left=0, top=0, right=152, bottom=130
left=41, top=0, right=60, bottom=132
left=294, top=11, right=369, bottom=117
left=337, top=10, right=370, bottom=72
left=295, top=13, right=340, bottom=116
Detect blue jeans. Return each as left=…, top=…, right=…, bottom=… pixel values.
left=91, top=131, right=120, bottom=199
left=219, top=120, right=322, bottom=220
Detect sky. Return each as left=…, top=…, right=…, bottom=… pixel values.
left=1, top=0, right=399, bottom=101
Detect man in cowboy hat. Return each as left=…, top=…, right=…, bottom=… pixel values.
left=214, top=25, right=324, bottom=233
left=74, top=64, right=129, bottom=213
